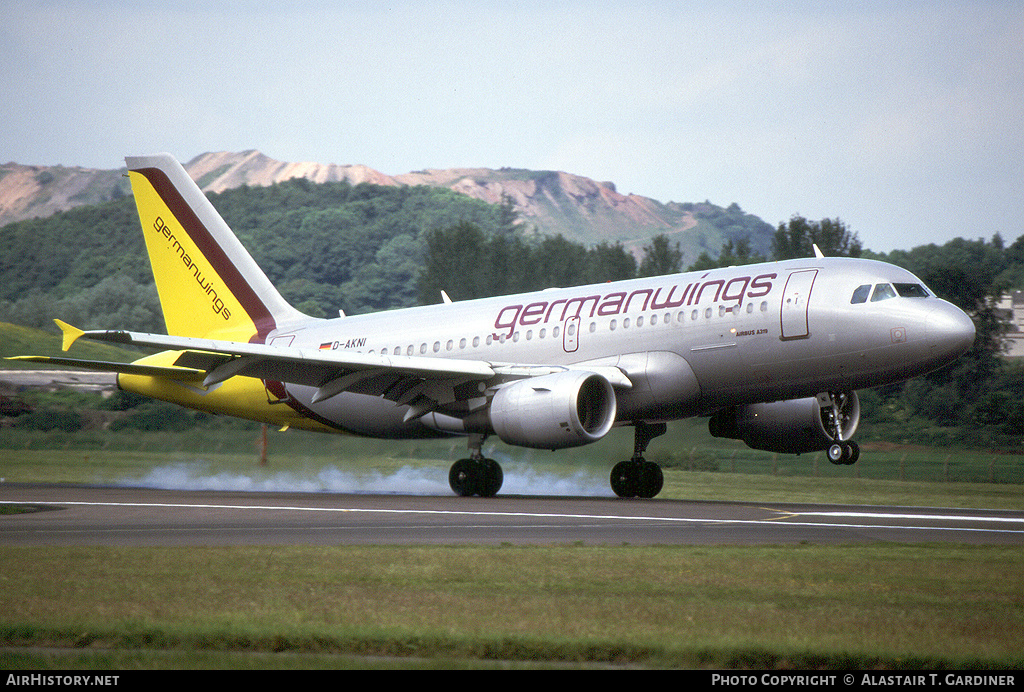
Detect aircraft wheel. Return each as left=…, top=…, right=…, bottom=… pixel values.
left=477, top=458, right=503, bottom=498
left=636, top=461, right=664, bottom=499
left=828, top=442, right=860, bottom=466
left=611, top=460, right=663, bottom=498
left=610, top=461, right=638, bottom=498
left=449, top=458, right=504, bottom=497
left=449, top=459, right=477, bottom=496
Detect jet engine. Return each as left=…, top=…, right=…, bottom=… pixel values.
left=489, top=370, right=617, bottom=450
left=708, top=391, right=860, bottom=455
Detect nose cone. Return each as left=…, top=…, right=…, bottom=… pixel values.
left=926, top=303, right=975, bottom=364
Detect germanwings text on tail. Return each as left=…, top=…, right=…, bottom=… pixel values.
left=11, top=153, right=976, bottom=498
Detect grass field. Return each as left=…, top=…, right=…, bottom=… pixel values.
left=1, top=543, right=1022, bottom=670
left=1, top=421, right=1023, bottom=669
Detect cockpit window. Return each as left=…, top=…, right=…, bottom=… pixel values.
left=853, top=282, right=931, bottom=305
left=871, top=283, right=898, bottom=302
left=893, top=283, right=930, bottom=298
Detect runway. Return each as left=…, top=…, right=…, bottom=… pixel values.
left=3, top=483, right=1023, bottom=546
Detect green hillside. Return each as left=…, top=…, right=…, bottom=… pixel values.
left=0, top=179, right=514, bottom=329
left=0, top=176, right=706, bottom=328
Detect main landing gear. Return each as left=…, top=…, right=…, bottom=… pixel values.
left=448, top=433, right=503, bottom=497
left=610, top=422, right=667, bottom=499
left=448, top=424, right=671, bottom=499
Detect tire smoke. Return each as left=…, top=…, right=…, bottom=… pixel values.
left=124, top=459, right=614, bottom=497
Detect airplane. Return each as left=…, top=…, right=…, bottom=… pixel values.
left=10, top=153, right=976, bottom=499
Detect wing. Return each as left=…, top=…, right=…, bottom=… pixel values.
left=13, top=321, right=631, bottom=422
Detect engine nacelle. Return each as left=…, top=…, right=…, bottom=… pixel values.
left=489, top=370, right=617, bottom=450
left=708, top=391, right=860, bottom=454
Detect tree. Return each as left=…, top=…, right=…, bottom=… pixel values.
left=997, top=232, right=1024, bottom=290
left=581, top=242, right=637, bottom=285
left=418, top=223, right=643, bottom=303
left=773, top=215, right=861, bottom=260
left=638, top=234, right=682, bottom=277
left=418, top=222, right=492, bottom=303
left=688, top=237, right=765, bottom=271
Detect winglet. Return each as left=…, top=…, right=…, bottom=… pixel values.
left=813, top=244, right=825, bottom=258
left=54, top=320, right=85, bottom=351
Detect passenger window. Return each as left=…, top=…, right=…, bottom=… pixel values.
left=871, top=283, right=897, bottom=302
left=894, top=283, right=929, bottom=298
left=851, top=284, right=871, bottom=304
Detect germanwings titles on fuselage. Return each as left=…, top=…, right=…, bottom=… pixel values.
left=490, top=271, right=777, bottom=339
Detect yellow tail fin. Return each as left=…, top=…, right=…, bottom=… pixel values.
left=125, top=153, right=306, bottom=341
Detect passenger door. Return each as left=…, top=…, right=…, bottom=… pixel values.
left=780, top=269, right=817, bottom=339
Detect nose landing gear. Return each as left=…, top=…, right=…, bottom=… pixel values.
left=822, top=392, right=860, bottom=466
left=827, top=440, right=860, bottom=465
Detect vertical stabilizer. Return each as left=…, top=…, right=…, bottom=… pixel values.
left=125, top=153, right=307, bottom=341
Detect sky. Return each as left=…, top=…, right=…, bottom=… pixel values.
left=3, top=0, right=1022, bottom=253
